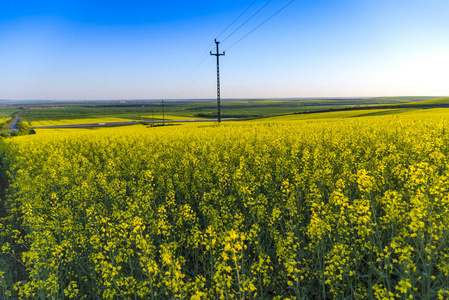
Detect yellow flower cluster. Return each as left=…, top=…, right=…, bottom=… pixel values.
left=1, top=109, right=449, bottom=298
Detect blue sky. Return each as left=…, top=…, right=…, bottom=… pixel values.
left=1, top=0, right=448, bottom=100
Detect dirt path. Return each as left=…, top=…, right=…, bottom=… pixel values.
left=8, top=114, right=20, bottom=132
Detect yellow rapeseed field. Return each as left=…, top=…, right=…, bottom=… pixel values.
left=28, top=117, right=135, bottom=127
left=1, top=109, right=449, bottom=299
left=0, top=117, right=10, bottom=125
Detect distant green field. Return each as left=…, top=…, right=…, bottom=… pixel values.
left=29, top=115, right=204, bottom=127
left=402, top=97, right=449, bottom=105
left=388, top=97, right=449, bottom=107
left=360, top=96, right=442, bottom=104
left=22, top=105, right=203, bottom=122
left=28, top=117, right=134, bottom=127
left=249, top=109, right=400, bottom=122
left=249, top=107, right=449, bottom=123
left=0, top=108, right=20, bottom=119
left=20, top=97, right=442, bottom=124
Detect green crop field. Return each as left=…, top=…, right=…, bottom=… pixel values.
left=402, top=97, right=449, bottom=106
left=18, top=96, right=442, bottom=126
left=386, top=97, right=449, bottom=108
left=0, top=110, right=19, bottom=119
left=0, top=109, right=20, bottom=121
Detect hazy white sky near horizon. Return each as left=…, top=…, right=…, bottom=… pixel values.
left=1, top=0, right=448, bottom=100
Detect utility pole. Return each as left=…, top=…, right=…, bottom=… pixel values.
left=210, top=39, right=225, bottom=123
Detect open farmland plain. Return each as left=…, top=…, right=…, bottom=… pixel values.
left=1, top=104, right=449, bottom=299
left=17, top=96, right=440, bottom=127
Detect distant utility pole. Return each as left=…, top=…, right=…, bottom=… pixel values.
left=210, top=39, right=225, bottom=123
left=161, top=100, right=165, bottom=125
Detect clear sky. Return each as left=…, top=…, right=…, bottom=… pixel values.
left=1, top=0, right=448, bottom=100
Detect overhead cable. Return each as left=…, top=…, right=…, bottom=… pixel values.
left=180, top=61, right=215, bottom=97
left=224, top=0, right=295, bottom=51
left=215, top=0, right=259, bottom=40
left=221, top=0, right=273, bottom=44
left=179, top=0, right=260, bottom=89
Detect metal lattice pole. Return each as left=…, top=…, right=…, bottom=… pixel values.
left=210, top=39, right=225, bottom=123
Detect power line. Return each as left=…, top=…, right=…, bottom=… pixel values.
left=166, top=0, right=295, bottom=100
left=175, top=1, right=260, bottom=97
left=181, top=51, right=210, bottom=86
left=178, top=60, right=215, bottom=98
left=221, top=0, right=273, bottom=44
left=164, top=41, right=214, bottom=100
left=174, top=0, right=260, bottom=97
left=215, top=0, right=259, bottom=40
left=224, top=0, right=295, bottom=51
left=180, top=42, right=214, bottom=86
